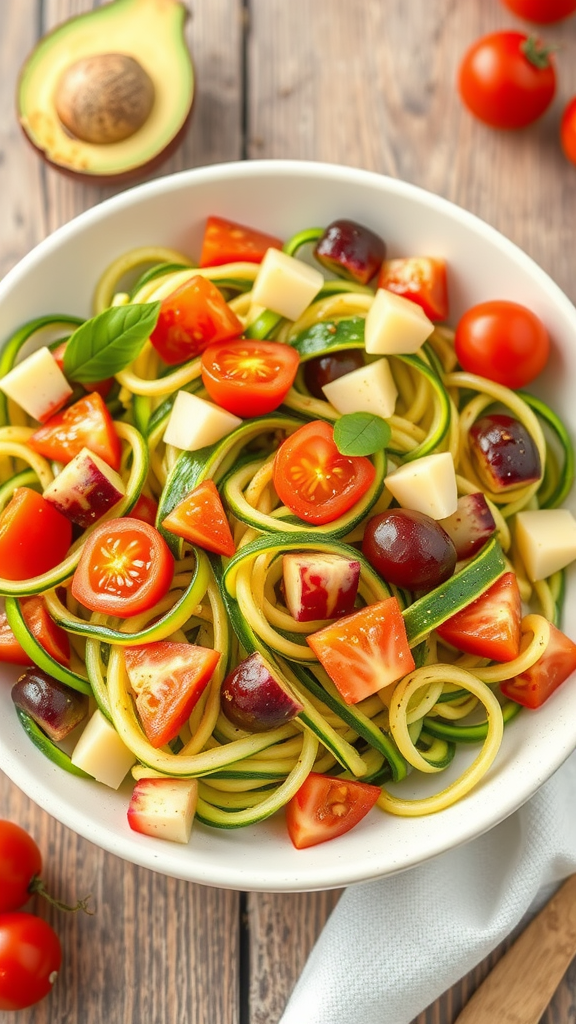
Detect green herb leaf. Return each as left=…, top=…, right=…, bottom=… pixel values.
left=333, top=412, right=391, bottom=457
left=63, top=302, right=161, bottom=383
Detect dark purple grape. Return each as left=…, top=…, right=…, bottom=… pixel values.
left=469, top=414, right=541, bottom=492
left=220, top=652, right=303, bottom=732
left=304, top=349, right=365, bottom=399
left=314, top=219, right=386, bottom=284
left=362, top=509, right=457, bottom=591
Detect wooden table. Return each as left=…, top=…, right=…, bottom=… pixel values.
left=1, top=2, right=576, bottom=1021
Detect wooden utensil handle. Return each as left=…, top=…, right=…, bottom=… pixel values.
left=455, top=873, right=576, bottom=1024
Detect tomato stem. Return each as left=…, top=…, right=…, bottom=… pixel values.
left=29, top=875, right=94, bottom=915
left=520, top=35, right=557, bottom=69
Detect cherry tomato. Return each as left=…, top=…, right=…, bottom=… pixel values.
left=273, top=420, right=376, bottom=525
left=201, top=339, right=299, bottom=417
left=0, top=912, right=61, bottom=1010
left=71, top=518, right=174, bottom=617
left=501, top=622, right=576, bottom=708
left=286, top=773, right=381, bottom=849
left=458, top=32, right=556, bottom=129
left=0, top=597, right=70, bottom=666
left=0, top=821, right=42, bottom=913
left=150, top=275, right=243, bottom=365
left=199, top=216, right=283, bottom=267
left=561, top=97, right=576, bottom=166
left=0, top=488, right=72, bottom=581
left=454, top=299, right=550, bottom=389
left=376, top=257, right=449, bottom=322
left=501, top=0, right=576, bottom=23
left=437, top=572, right=522, bottom=663
left=28, top=391, right=121, bottom=470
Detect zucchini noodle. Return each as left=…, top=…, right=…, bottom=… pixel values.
left=1, top=217, right=574, bottom=850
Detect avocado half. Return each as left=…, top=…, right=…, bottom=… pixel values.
left=17, top=0, right=194, bottom=184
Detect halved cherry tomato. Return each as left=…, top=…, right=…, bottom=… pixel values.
left=455, top=300, right=550, bottom=389
left=500, top=622, right=576, bottom=708
left=199, top=216, right=283, bottom=268
left=0, top=489, right=72, bottom=582
left=128, top=493, right=159, bottom=526
left=458, top=32, right=556, bottom=130
left=124, top=641, right=220, bottom=747
left=561, top=96, right=576, bottom=166
left=273, top=420, right=375, bottom=526
left=71, top=518, right=174, bottom=617
left=150, top=275, right=243, bottom=366
left=161, top=479, right=236, bottom=557
left=286, top=773, right=381, bottom=849
left=0, top=912, right=61, bottom=1011
left=376, top=257, right=449, bottom=322
left=501, top=0, right=576, bottom=23
left=201, top=339, right=299, bottom=417
left=0, top=597, right=70, bottom=666
left=28, top=392, right=121, bottom=470
left=51, top=341, right=113, bottom=398
left=307, top=597, right=415, bottom=704
left=436, top=572, right=522, bottom=663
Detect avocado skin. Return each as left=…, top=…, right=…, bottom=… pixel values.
left=17, top=0, right=195, bottom=183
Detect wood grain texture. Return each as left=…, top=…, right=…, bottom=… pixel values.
left=1, top=2, right=576, bottom=1023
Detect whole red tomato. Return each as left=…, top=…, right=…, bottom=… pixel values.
left=501, top=0, right=576, bottom=22
left=0, top=820, right=42, bottom=912
left=458, top=32, right=556, bottom=128
left=0, top=912, right=61, bottom=1010
left=561, top=97, right=576, bottom=165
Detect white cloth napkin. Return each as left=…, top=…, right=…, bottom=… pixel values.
left=280, top=750, right=576, bottom=1024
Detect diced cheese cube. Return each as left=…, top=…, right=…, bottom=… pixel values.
left=163, top=390, right=242, bottom=451
left=365, top=289, right=434, bottom=355
left=127, top=777, right=198, bottom=844
left=385, top=451, right=458, bottom=520
left=321, top=358, right=398, bottom=419
left=515, top=508, right=576, bottom=582
left=71, top=709, right=136, bottom=789
left=0, top=347, right=73, bottom=422
left=251, top=248, right=324, bottom=321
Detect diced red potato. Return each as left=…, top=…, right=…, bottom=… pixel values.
left=0, top=347, right=73, bottom=422
left=282, top=552, right=360, bottom=622
left=438, top=493, right=496, bottom=560
left=127, top=777, right=198, bottom=844
left=11, top=669, right=89, bottom=742
left=43, top=447, right=125, bottom=528
left=220, top=652, right=303, bottom=732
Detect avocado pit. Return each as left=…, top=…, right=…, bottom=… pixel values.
left=54, top=53, right=155, bottom=145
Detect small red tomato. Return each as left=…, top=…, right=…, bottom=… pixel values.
left=561, top=97, right=576, bottom=166
left=201, top=339, right=299, bottom=417
left=458, top=32, right=556, bottom=129
left=501, top=0, right=576, bottom=23
left=0, top=821, right=42, bottom=912
left=455, top=300, right=550, bottom=389
left=0, top=912, right=61, bottom=1010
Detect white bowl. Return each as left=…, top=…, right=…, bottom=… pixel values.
left=2, top=160, right=576, bottom=893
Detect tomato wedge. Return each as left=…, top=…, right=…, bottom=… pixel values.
left=201, top=339, right=299, bottom=417
left=286, top=773, right=381, bottom=849
left=128, top=493, right=159, bottom=526
left=0, top=489, right=72, bottom=582
left=307, top=597, right=415, bottom=704
left=71, top=518, right=174, bottom=617
left=199, top=216, right=283, bottom=268
left=124, top=641, right=220, bottom=747
left=376, top=257, right=449, bottom=322
left=0, top=596, right=70, bottom=666
left=161, top=479, right=236, bottom=557
left=149, top=275, right=243, bottom=366
left=436, top=572, right=522, bottom=663
left=500, top=622, right=576, bottom=709
left=273, top=420, right=376, bottom=525
left=28, top=392, right=121, bottom=470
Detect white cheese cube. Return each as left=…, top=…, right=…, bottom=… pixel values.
left=321, top=358, right=398, bottom=419
left=365, top=289, right=434, bottom=355
left=251, top=248, right=324, bottom=321
left=0, top=347, right=73, bottom=422
left=385, top=451, right=457, bottom=520
left=515, top=508, right=576, bottom=582
left=71, top=709, right=136, bottom=789
left=163, top=390, right=242, bottom=451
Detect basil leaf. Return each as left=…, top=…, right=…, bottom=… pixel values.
left=63, top=302, right=161, bottom=383
left=333, top=412, right=391, bottom=457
